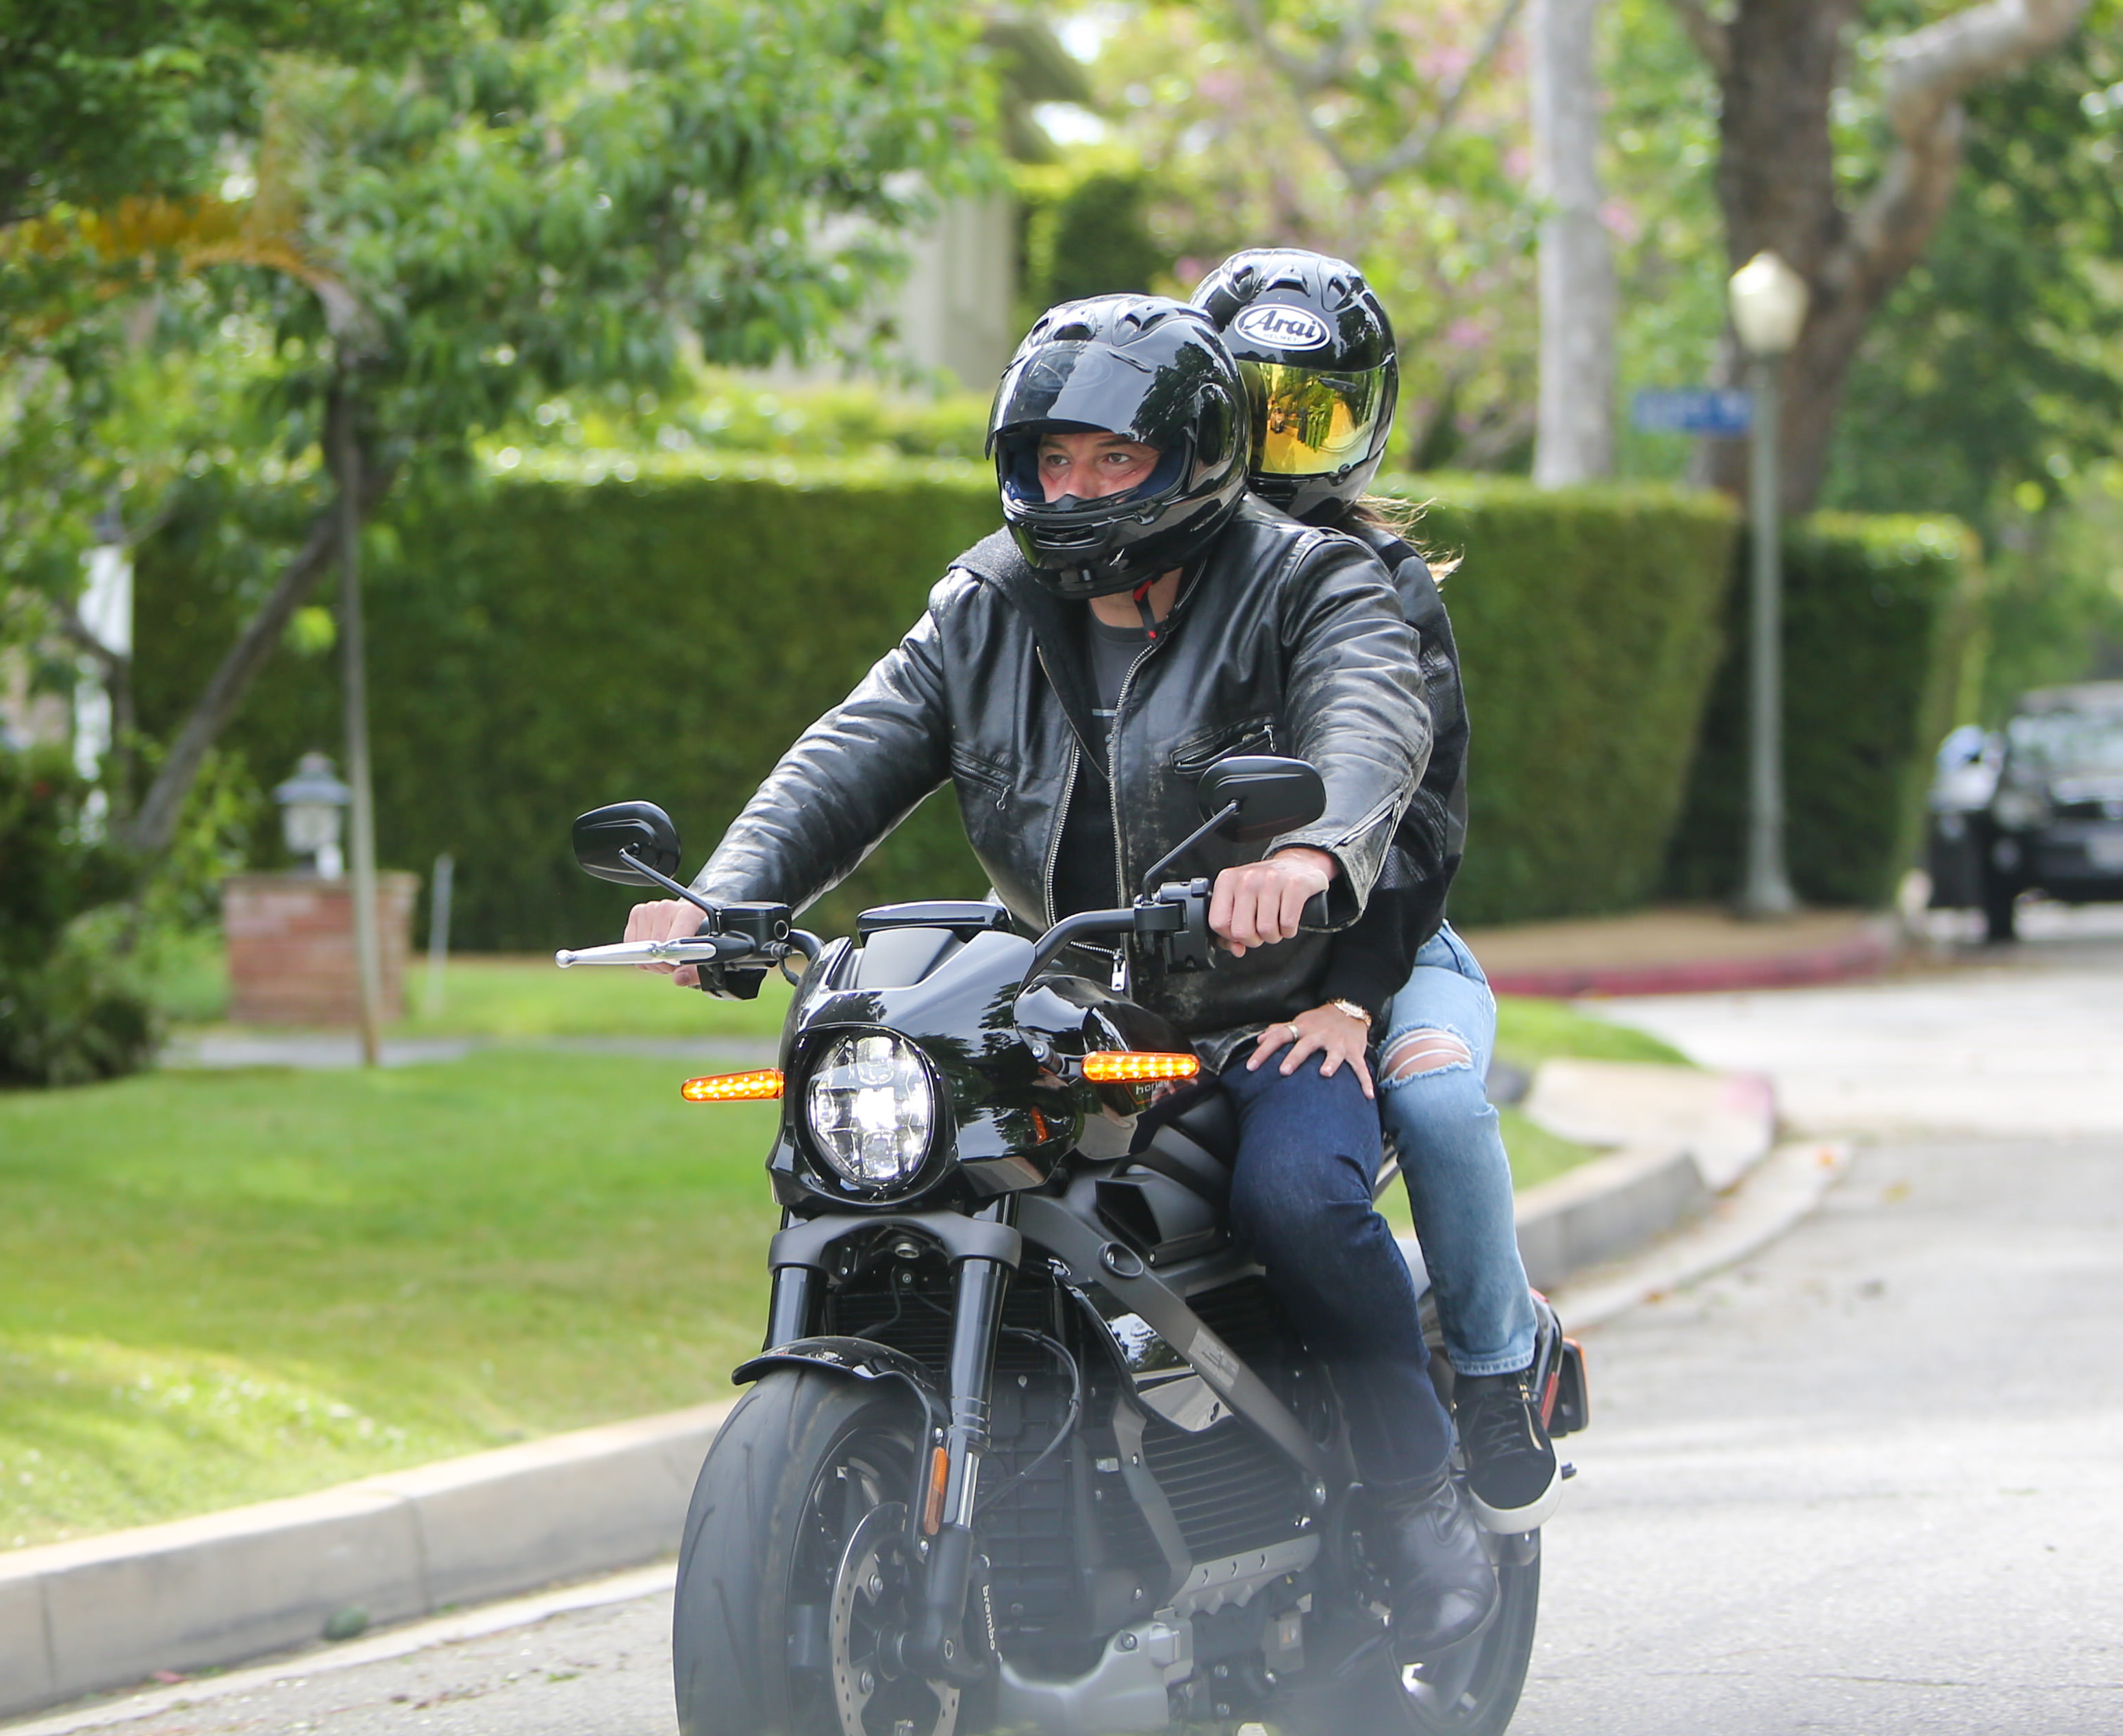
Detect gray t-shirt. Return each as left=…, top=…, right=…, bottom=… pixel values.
left=1053, top=615, right=1152, bottom=918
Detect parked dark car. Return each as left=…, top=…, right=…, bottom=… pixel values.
left=1929, top=682, right=2123, bottom=941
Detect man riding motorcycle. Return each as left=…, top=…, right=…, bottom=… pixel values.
left=1194, top=249, right=1563, bottom=1534
left=627, top=293, right=1498, bottom=1656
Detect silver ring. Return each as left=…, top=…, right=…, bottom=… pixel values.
left=1286, top=1022, right=1302, bottom=1044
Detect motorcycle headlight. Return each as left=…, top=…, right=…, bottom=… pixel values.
left=803, top=1032, right=936, bottom=1192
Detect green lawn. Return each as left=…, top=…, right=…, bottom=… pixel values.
left=0, top=1052, right=782, bottom=1550
left=398, top=955, right=794, bottom=1041
left=1493, top=996, right=1692, bottom=1072
left=0, top=957, right=1678, bottom=1550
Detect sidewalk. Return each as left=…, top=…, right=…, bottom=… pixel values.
left=1459, top=904, right=1897, bottom=998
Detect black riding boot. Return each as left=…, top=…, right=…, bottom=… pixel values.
left=1370, top=1468, right=1500, bottom=1657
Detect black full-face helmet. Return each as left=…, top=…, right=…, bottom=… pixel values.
left=989, top=294, right=1250, bottom=599
left=1192, top=249, right=1399, bottom=525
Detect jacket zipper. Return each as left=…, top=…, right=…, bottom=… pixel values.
left=1042, top=745, right=1080, bottom=931
left=1104, top=640, right=1161, bottom=907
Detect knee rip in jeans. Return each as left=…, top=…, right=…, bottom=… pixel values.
left=1381, top=1028, right=1474, bottom=1085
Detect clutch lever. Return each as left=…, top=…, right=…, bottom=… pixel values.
left=554, top=931, right=761, bottom=968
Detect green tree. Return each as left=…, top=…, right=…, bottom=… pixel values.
left=1667, top=0, right=2095, bottom=511
left=1822, top=14, right=2123, bottom=533
left=0, top=0, right=453, bottom=229
left=11, top=0, right=994, bottom=857
left=1068, top=2, right=1540, bottom=470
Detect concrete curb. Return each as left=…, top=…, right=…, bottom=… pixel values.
left=1510, top=1142, right=1713, bottom=1294
left=5, top=1565, right=682, bottom=1736
left=1483, top=923, right=1896, bottom=999
left=0, top=1401, right=732, bottom=1720
left=1552, top=1138, right=1855, bottom=1332
left=1, top=1067, right=1781, bottom=1724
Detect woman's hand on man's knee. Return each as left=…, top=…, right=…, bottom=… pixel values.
left=1246, top=1001, right=1375, bottom=1098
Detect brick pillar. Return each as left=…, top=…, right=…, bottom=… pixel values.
left=222, top=872, right=420, bottom=1027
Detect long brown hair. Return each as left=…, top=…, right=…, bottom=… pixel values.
left=1351, top=494, right=1461, bottom=583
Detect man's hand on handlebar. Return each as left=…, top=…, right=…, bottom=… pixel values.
left=1209, top=847, right=1335, bottom=957
left=625, top=898, right=707, bottom=988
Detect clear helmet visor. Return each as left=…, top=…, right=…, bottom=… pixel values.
left=1240, top=360, right=1390, bottom=478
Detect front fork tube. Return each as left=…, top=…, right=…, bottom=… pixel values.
left=907, top=1235, right=1010, bottom=1681
left=763, top=1261, right=813, bottom=1353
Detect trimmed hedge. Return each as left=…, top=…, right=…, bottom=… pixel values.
left=1663, top=513, right=1981, bottom=907
left=1397, top=477, right=1740, bottom=925
left=136, top=459, right=1739, bottom=951
left=138, top=455, right=1003, bottom=953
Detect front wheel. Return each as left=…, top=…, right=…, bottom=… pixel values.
left=673, top=1370, right=959, bottom=1736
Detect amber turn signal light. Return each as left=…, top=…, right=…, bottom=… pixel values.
left=681, top=1070, right=784, bottom=1102
left=921, top=1444, right=951, bottom=1535
left=1081, top=1051, right=1201, bottom=1083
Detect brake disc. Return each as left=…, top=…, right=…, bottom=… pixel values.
left=829, top=1502, right=959, bottom=1736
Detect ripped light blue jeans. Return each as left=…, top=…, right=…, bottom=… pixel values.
left=1377, top=922, right=1537, bottom=1376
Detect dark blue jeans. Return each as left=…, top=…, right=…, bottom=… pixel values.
left=1222, top=1056, right=1453, bottom=1487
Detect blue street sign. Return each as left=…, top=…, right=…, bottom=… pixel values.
left=1631, top=388, right=1753, bottom=438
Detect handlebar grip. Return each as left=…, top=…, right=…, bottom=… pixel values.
left=1301, top=890, right=1333, bottom=929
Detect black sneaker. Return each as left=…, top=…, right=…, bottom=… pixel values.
left=1454, top=1365, right=1561, bottom=1532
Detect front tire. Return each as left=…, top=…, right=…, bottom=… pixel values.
left=673, top=1370, right=957, bottom=1736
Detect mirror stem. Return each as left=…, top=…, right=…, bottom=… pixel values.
left=1137, top=802, right=1239, bottom=902
left=619, top=846, right=723, bottom=923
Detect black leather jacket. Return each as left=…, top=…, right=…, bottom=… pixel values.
left=692, top=497, right=1431, bottom=1066
left=1317, top=518, right=1471, bottom=1022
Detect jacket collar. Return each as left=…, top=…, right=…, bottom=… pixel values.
left=954, top=529, right=1225, bottom=769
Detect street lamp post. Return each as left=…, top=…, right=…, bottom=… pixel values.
left=1729, top=250, right=1809, bottom=918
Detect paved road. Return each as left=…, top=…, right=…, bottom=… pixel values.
left=29, top=916, right=2123, bottom=1735
left=1513, top=908, right=2123, bottom=1732
left=1590, top=903, right=2123, bottom=1138
left=1516, top=1129, right=2123, bottom=1733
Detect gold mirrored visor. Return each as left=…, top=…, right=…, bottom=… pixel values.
left=1240, top=360, right=1389, bottom=477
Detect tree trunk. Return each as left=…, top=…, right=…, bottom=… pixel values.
left=1531, top=0, right=1618, bottom=485
left=121, top=393, right=391, bottom=860
left=1685, top=0, right=2090, bottom=512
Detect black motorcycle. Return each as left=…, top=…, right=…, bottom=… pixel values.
left=556, top=756, right=1587, bottom=1736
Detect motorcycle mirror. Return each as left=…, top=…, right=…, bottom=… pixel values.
left=1197, top=756, right=1327, bottom=844
left=573, top=801, right=683, bottom=886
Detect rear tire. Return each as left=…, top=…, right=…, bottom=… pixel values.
left=1274, top=1537, right=1539, bottom=1736
left=1401, top=1542, right=1540, bottom=1736
left=673, top=1370, right=955, bottom=1736
left=1981, top=866, right=2019, bottom=944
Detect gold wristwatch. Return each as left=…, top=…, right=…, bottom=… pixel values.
left=1327, top=998, right=1373, bottom=1028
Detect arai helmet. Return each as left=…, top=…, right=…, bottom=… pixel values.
left=988, top=294, right=1249, bottom=599
left=1192, top=249, right=1398, bottom=525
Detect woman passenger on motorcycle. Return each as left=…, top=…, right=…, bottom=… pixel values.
left=1194, top=250, right=1561, bottom=1533
left=626, top=293, right=1497, bottom=1657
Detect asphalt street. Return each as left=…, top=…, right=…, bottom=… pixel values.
left=23, top=907, right=2123, bottom=1736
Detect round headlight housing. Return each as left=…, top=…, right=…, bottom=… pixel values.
left=803, top=1031, right=937, bottom=1193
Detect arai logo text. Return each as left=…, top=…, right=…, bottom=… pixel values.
left=1231, top=303, right=1332, bottom=351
